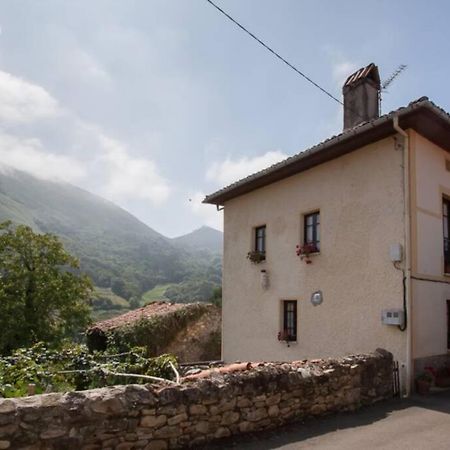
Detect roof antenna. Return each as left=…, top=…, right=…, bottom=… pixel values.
left=379, top=64, right=407, bottom=113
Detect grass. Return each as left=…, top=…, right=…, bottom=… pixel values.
left=91, top=284, right=174, bottom=323
left=90, top=287, right=130, bottom=323
left=94, top=287, right=130, bottom=308
left=142, top=283, right=173, bottom=303
left=91, top=307, right=131, bottom=322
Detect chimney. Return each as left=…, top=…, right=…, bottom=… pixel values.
left=342, top=63, right=381, bottom=130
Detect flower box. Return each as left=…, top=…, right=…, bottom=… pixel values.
left=295, top=243, right=319, bottom=263
left=247, top=251, right=265, bottom=264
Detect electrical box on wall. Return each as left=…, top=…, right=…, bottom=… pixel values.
left=381, top=309, right=404, bottom=326
left=389, top=243, right=403, bottom=262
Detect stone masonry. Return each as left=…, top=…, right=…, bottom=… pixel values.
left=0, top=349, right=393, bottom=449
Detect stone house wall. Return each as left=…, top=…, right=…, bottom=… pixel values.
left=0, top=349, right=393, bottom=450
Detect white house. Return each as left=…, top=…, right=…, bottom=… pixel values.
left=204, top=63, right=450, bottom=392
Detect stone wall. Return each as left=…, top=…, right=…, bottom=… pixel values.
left=0, top=349, right=393, bottom=450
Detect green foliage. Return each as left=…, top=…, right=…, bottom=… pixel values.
left=92, top=287, right=129, bottom=310
left=128, top=296, right=141, bottom=309
left=94, top=304, right=212, bottom=356
left=0, top=221, right=92, bottom=355
left=209, top=286, right=222, bottom=307
left=142, top=283, right=173, bottom=302
left=91, top=287, right=131, bottom=322
left=0, top=342, right=178, bottom=398
left=164, top=278, right=220, bottom=303
left=91, top=308, right=130, bottom=322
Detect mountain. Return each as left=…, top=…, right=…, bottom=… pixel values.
left=0, top=169, right=221, bottom=308
left=171, top=226, right=223, bottom=254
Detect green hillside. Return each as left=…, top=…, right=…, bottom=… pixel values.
left=171, top=226, right=223, bottom=253
left=0, top=169, right=222, bottom=313
left=142, top=284, right=173, bottom=302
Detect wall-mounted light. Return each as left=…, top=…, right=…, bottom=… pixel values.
left=260, top=270, right=269, bottom=290
left=311, top=290, right=323, bottom=306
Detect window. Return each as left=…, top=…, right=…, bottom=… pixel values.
left=255, top=225, right=266, bottom=258
left=282, top=300, right=297, bottom=341
left=304, top=211, right=320, bottom=251
left=443, top=198, right=450, bottom=273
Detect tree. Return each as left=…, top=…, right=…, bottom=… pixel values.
left=210, top=286, right=222, bottom=307
left=0, top=222, right=92, bottom=354
left=128, top=296, right=141, bottom=309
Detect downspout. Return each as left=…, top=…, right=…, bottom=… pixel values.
left=393, top=115, right=412, bottom=397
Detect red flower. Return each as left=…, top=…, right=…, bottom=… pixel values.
left=296, top=243, right=318, bottom=258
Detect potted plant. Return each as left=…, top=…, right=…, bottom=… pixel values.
left=247, top=250, right=265, bottom=264
left=435, top=366, right=450, bottom=388
left=277, top=330, right=294, bottom=347
left=415, top=371, right=433, bottom=395
left=296, top=243, right=318, bottom=264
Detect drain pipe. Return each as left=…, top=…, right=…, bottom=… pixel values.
left=393, top=116, right=412, bottom=397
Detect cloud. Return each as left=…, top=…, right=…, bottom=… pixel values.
left=63, top=48, right=112, bottom=87
left=0, top=70, right=60, bottom=123
left=323, top=46, right=360, bottom=87
left=0, top=132, right=86, bottom=181
left=188, top=191, right=223, bottom=231
left=96, top=133, right=170, bottom=205
left=0, top=69, right=169, bottom=207
left=332, top=61, right=359, bottom=85
left=206, top=150, right=288, bottom=186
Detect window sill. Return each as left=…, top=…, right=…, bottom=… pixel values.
left=299, top=251, right=320, bottom=260
left=252, top=259, right=266, bottom=265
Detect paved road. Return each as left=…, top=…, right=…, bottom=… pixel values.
left=204, top=390, right=450, bottom=450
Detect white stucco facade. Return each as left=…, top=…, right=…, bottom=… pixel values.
left=222, top=136, right=409, bottom=364
left=410, top=131, right=450, bottom=366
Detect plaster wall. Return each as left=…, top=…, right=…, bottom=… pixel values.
left=223, top=137, right=406, bottom=364
left=411, top=131, right=450, bottom=359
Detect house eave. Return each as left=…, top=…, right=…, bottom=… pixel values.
left=203, top=98, right=450, bottom=206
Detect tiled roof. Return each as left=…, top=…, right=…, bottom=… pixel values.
left=203, top=97, right=450, bottom=205
left=344, top=62, right=380, bottom=87
left=88, top=301, right=187, bottom=332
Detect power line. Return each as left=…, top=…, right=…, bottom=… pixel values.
left=205, top=0, right=344, bottom=106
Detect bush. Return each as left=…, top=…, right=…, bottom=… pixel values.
left=0, top=342, right=177, bottom=398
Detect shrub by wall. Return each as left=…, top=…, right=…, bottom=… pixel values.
left=0, top=349, right=393, bottom=449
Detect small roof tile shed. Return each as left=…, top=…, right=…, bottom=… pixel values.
left=203, top=97, right=450, bottom=206
left=86, top=301, right=221, bottom=362
left=85, top=301, right=205, bottom=353
left=88, top=302, right=186, bottom=334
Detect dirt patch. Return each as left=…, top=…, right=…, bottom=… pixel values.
left=165, top=306, right=221, bottom=362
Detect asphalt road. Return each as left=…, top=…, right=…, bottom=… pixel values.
left=204, top=389, right=450, bottom=450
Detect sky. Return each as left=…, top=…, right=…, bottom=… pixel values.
left=0, top=1, right=448, bottom=237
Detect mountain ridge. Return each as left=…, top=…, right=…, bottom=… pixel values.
left=171, top=225, right=223, bottom=254
left=0, top=168, right=222, bottom=308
